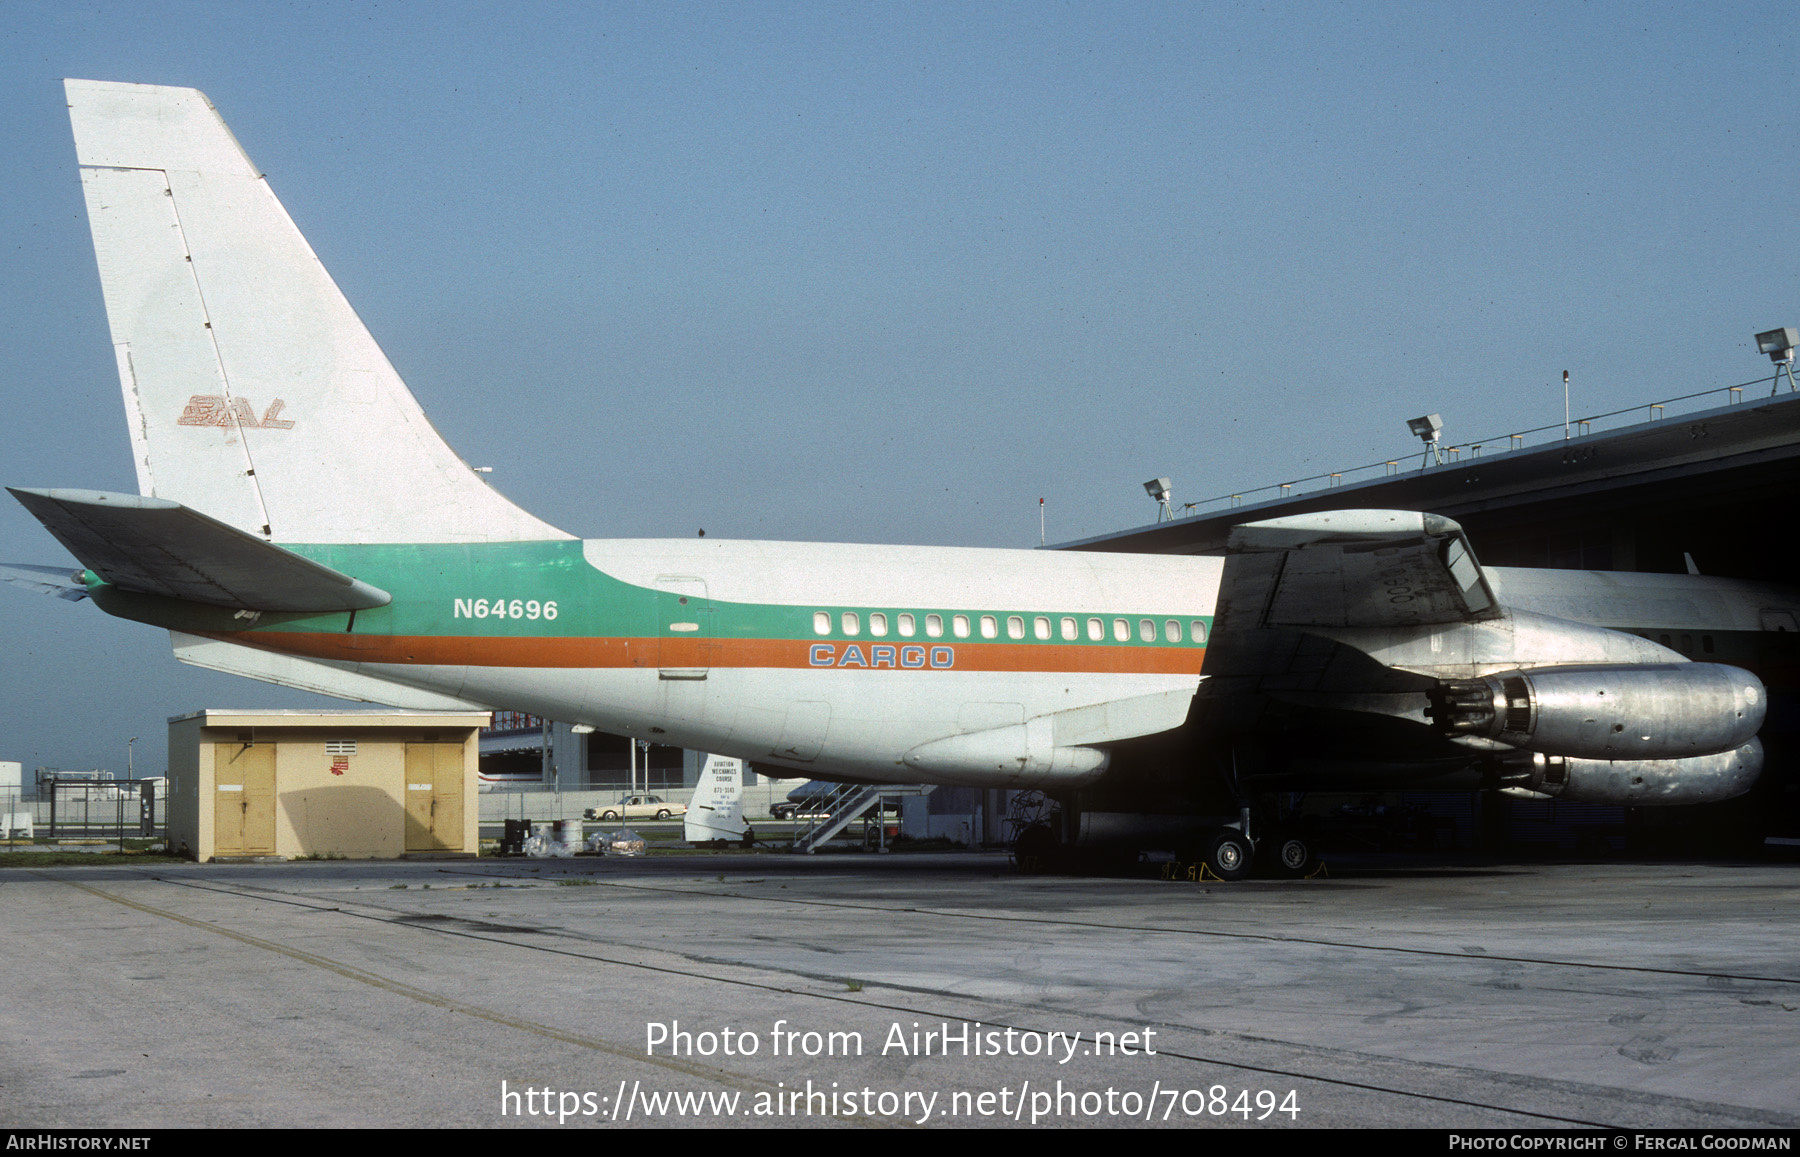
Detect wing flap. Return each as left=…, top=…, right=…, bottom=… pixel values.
left=8, top=487, right=389, bottom=612
left=1217, top=509, right=1499, bottom=633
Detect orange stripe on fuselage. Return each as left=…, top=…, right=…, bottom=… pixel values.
left=221, top=633, right=1206, bottom=675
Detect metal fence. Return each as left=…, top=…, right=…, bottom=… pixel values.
left=1, top=781, right=166, bottom=842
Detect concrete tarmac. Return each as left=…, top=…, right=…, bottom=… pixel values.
left=1, top=851, right=1796, bottom=1130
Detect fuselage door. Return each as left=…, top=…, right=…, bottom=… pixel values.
left=657, top=576, right=711, bottom=679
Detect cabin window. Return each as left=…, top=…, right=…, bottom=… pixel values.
left=1139, top=618, right=1155, bottom=642
left=898, top=613, right=915, bottom=637
left=813, top=611, right=831, bottom=635
left=1191, top=619, right=1208, bottom=644
left=870, top=612, right=888, bottom=637
left=1114, top=618, right=1129, bottom=642
left=1061, top=617, right=1077, bottom=640
left=980, top=615, right=998, bottom=639
left=1165, top=619, right=1181, bottom=643
left=1007, top=616, right=1025, bottom=639
left=1702, top=634, right=1714, bottom=653
left=926, top=614, right=943, bottom=638
left=1681, top=634, right=1693, bottom=654
left=841, top=611, right=860, bottom=636
left=953, top=614, right=970, bottom=638
left=1087, top=617, right=1103, bottom=641
left=1034, top=616, right=1051, bottom=640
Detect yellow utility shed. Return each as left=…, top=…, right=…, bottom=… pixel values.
left=166, top=710, right=490, bottom=861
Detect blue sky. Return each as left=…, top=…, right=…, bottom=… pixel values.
left=1, top=1, right=1794, bottom=775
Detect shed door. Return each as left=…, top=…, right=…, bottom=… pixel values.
left=404, top=743, right=465, bottom=852
left=214, top=743, right=276, bottom=856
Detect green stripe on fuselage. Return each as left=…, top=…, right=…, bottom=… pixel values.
left=244, top=541, right=1209, bottom=646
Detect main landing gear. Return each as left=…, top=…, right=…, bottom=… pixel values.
left=1203, top=744, right=1321, bottom=880
left=1200, top=827, right=1254, bottom=881
left=1261, top=830, right=1320, bottom=879
left=1186, top=824, right=1317, bottom=881
left=1012, top=818, right=1320, bottom=881
left=1003, top=776, right=1322, bottom=880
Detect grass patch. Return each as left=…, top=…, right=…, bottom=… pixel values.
left=844, top=980, right=864, bottom=993
left=0, top=851, right=189, bottom=868
left=555, top=877, right=599, bottom=887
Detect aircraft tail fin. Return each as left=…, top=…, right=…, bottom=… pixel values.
left=64, top=79, right=569, bottom=545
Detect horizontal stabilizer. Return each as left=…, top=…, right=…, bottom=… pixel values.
left=8, top=488, right=390, bottom=612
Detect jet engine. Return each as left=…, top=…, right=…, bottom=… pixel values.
left=1426, top=663, right=1768, bottom=805
left=1493, top=741, right=1763, bottom=806
left=1425, top=663, right=1765, bottom=760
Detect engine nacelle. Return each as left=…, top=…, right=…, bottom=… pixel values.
left=1426, top=663, right=1765, bottom=760
left=1498, top=740, right=1763, bottom=805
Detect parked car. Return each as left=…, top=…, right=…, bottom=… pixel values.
left=769, top=780, right=840, bottom=820
left=584, top=795, right=686, bottom=822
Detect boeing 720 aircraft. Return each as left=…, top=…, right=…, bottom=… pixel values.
left=8, top=80, right=1794, bottom=877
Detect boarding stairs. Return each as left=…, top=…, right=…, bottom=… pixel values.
left=790, top=783, right=931, bottom=854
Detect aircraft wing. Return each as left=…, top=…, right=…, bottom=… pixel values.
left=1212, top=509, right=1501, bottom=635
left=7, top=487, right=390, bottom=612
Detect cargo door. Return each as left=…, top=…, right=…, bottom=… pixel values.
left=214, top=742, right=275, bottom=856
left=656, top=576, right=711, bottom=680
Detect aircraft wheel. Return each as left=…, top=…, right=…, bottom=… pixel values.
left=1267, top=832, right=1317, bottom=878
left=1204, top=828, right=1254, bottom=882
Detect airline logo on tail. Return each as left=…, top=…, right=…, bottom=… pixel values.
left=177, top=396, right=295, bottom=430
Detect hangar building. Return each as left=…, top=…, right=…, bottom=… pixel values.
left=1062, top=375, right=1800, bottom=849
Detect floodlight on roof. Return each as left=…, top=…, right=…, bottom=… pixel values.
left=1143, top=477, right=1172, bottom=521
left=1756, top=327, right=1798, bottom=363
left=1756, top=328, right=1799, bottom=395
left=1406, top=414, right=1444, bottom=443
left=1407, top=414, right=1446, bottom=469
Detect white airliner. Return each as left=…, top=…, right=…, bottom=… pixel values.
left=7, top=80, right=1792, bottom=877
